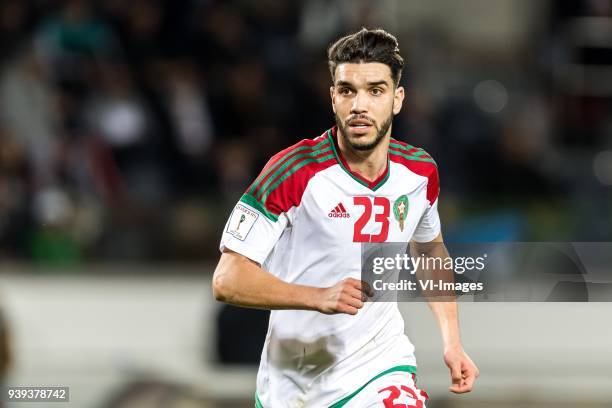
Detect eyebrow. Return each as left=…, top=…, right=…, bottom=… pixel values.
left=367, top=80, right=389, bottom=87
left=335, top=80, right=389, bottom=87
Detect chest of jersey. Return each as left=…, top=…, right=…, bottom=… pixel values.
left=292, top=163, right=429, bottom=245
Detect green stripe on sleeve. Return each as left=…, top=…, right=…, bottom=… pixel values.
left=239, top=193, right=279, bottom=222
left=389, top=142, right=431, bottom=158
left=255, top=146, right=332, bottom=199
left=412, top=149, right=430, bottom=157
left=249, top=138, right=330, bottom=195
left=389, top=150, right=437, bottom=165
left=259, top=153, right=335, bottom=202
left=389, top=141, right=415, bottom=150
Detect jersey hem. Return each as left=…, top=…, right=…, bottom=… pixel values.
left=328, top=364, right=418, bottom=408
left=255, top=392, right=264, bottom=408
left=253, top=365, right=418, bottom=408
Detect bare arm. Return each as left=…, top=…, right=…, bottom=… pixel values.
left=212, top=249, right=371, bottom=315
left=412, top=232, right=479, bottom=394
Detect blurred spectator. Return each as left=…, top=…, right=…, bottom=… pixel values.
left=0, top=45, right=59, bottom=188
left=34, top=0, right=119, bottom=91
left=84, top=62, right=168, bottom=203
left=164, top=61, right=213, bottom=159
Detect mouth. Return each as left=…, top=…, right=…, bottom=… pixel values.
left=347, top=119, right=374, bottom=134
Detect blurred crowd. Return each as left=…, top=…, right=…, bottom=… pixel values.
left=0, top=0, right=611, bottom=264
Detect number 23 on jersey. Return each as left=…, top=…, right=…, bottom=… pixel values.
left=352, top=196, right=391, bottom=243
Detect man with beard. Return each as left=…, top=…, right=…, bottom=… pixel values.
left=213, top=28, right=478, bottom=407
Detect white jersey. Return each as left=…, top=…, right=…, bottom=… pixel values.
left=220, top=127, right=441, bottom=408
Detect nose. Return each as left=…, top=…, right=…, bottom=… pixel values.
left=350, top=91, right=368, bottom=114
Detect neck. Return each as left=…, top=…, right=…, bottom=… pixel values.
left=337, top=128, right=390, bottom=182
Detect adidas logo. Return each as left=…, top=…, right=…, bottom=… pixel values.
left=328, top=202, right=350, bottom=218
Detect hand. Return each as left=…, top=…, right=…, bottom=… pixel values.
left=444, top=345, right=479, bottom=393
left=316, top=278, right=373, bottom=315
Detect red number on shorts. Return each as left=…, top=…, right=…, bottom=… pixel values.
left=352, top=196, right=390, bottom=242
left=378, top=385, right=424, bottom=408
left=379, top=386, right=403, bottom=408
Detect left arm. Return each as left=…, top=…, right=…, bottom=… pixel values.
left=411, top=232, right=479, bottom=394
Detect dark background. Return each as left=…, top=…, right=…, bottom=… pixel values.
left=1, top=0, right=611, bottom=267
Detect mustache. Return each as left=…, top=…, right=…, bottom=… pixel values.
left=346, top=114, right=376, bottom=126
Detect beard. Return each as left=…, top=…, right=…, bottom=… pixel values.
left=335, top=112, right=394, bottom=152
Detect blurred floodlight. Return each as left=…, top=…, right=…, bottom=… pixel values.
left=473, top=79, right=508, bottom=113
left=98, top=103, right=146, bottom=147
left=593, top=150, right=612, bottom=186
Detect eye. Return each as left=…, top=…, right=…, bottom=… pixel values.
left=339, top=87, right=352, bottom=96
left=371, top=88, right=384, bottom=96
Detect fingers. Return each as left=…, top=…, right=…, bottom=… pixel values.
left=463, top=369, right=476, bottom=391
left=342, top=292, right=364, bottom=310
left=450, top=361, right=462, bottom=385
left=449, top=364, right=478, bottom=394
left=448, top=361, right=463, bottom=393
left=345, top=278, right=374, bottom=298
left=329, top=278, right=375, bottom=315
left=346, top=285, right=367, bottom=303
left=449, top=380, right=472, bottom=394
left=337, top=281, right=365, bottom=315
left=338, top=304, right=359, bottom=315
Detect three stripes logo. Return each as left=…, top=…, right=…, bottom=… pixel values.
left=328, top=202, right=350, bottom=218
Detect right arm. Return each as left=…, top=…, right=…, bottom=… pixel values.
left=212, top=249, right=369, bottom=315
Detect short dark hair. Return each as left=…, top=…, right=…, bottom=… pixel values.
left=327, top=28, right=404, bottom=86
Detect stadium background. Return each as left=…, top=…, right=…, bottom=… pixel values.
left=0, top=0, right=611, bottom=407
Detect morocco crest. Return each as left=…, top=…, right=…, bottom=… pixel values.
left=393, top=195, right=409, bottom=232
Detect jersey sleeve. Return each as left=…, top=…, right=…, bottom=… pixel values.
left=219, top=199, right=288, bottom=265
left=412, top=163, right=441, bottom=243
left=219, top=135, right=335, bottom=263
left=219, top=153, right=290, bottom=265
left=218, top=144, right=306, bottom=264
left=412, top=198, right=441, bottom=242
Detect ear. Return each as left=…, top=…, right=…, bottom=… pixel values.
left=330, top=85, right=336, bottom=113
left=393, top=86, right=405, bottom=115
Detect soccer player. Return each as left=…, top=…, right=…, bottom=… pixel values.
left=213, top=28, right=479, bottom=407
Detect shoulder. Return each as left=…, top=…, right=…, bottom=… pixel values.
left=389, top=138, right=437, bottom=174
left=263, top=133, right=333, bottom=173
left=241, top=131, right=336, bottom=220
left=389, top=138, right=439, bottom=205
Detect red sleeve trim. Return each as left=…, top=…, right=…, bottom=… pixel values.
left=390, top=155, right=439, bottom=205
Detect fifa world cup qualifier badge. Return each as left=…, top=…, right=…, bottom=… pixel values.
left=227, top=204, right=259, bottom=240
left=393, top=195, right=409, bottom=231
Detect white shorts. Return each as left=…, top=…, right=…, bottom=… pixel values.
left=343, top=371, right=428, bottom=408
left=254, top=369, right=428, bottom=408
